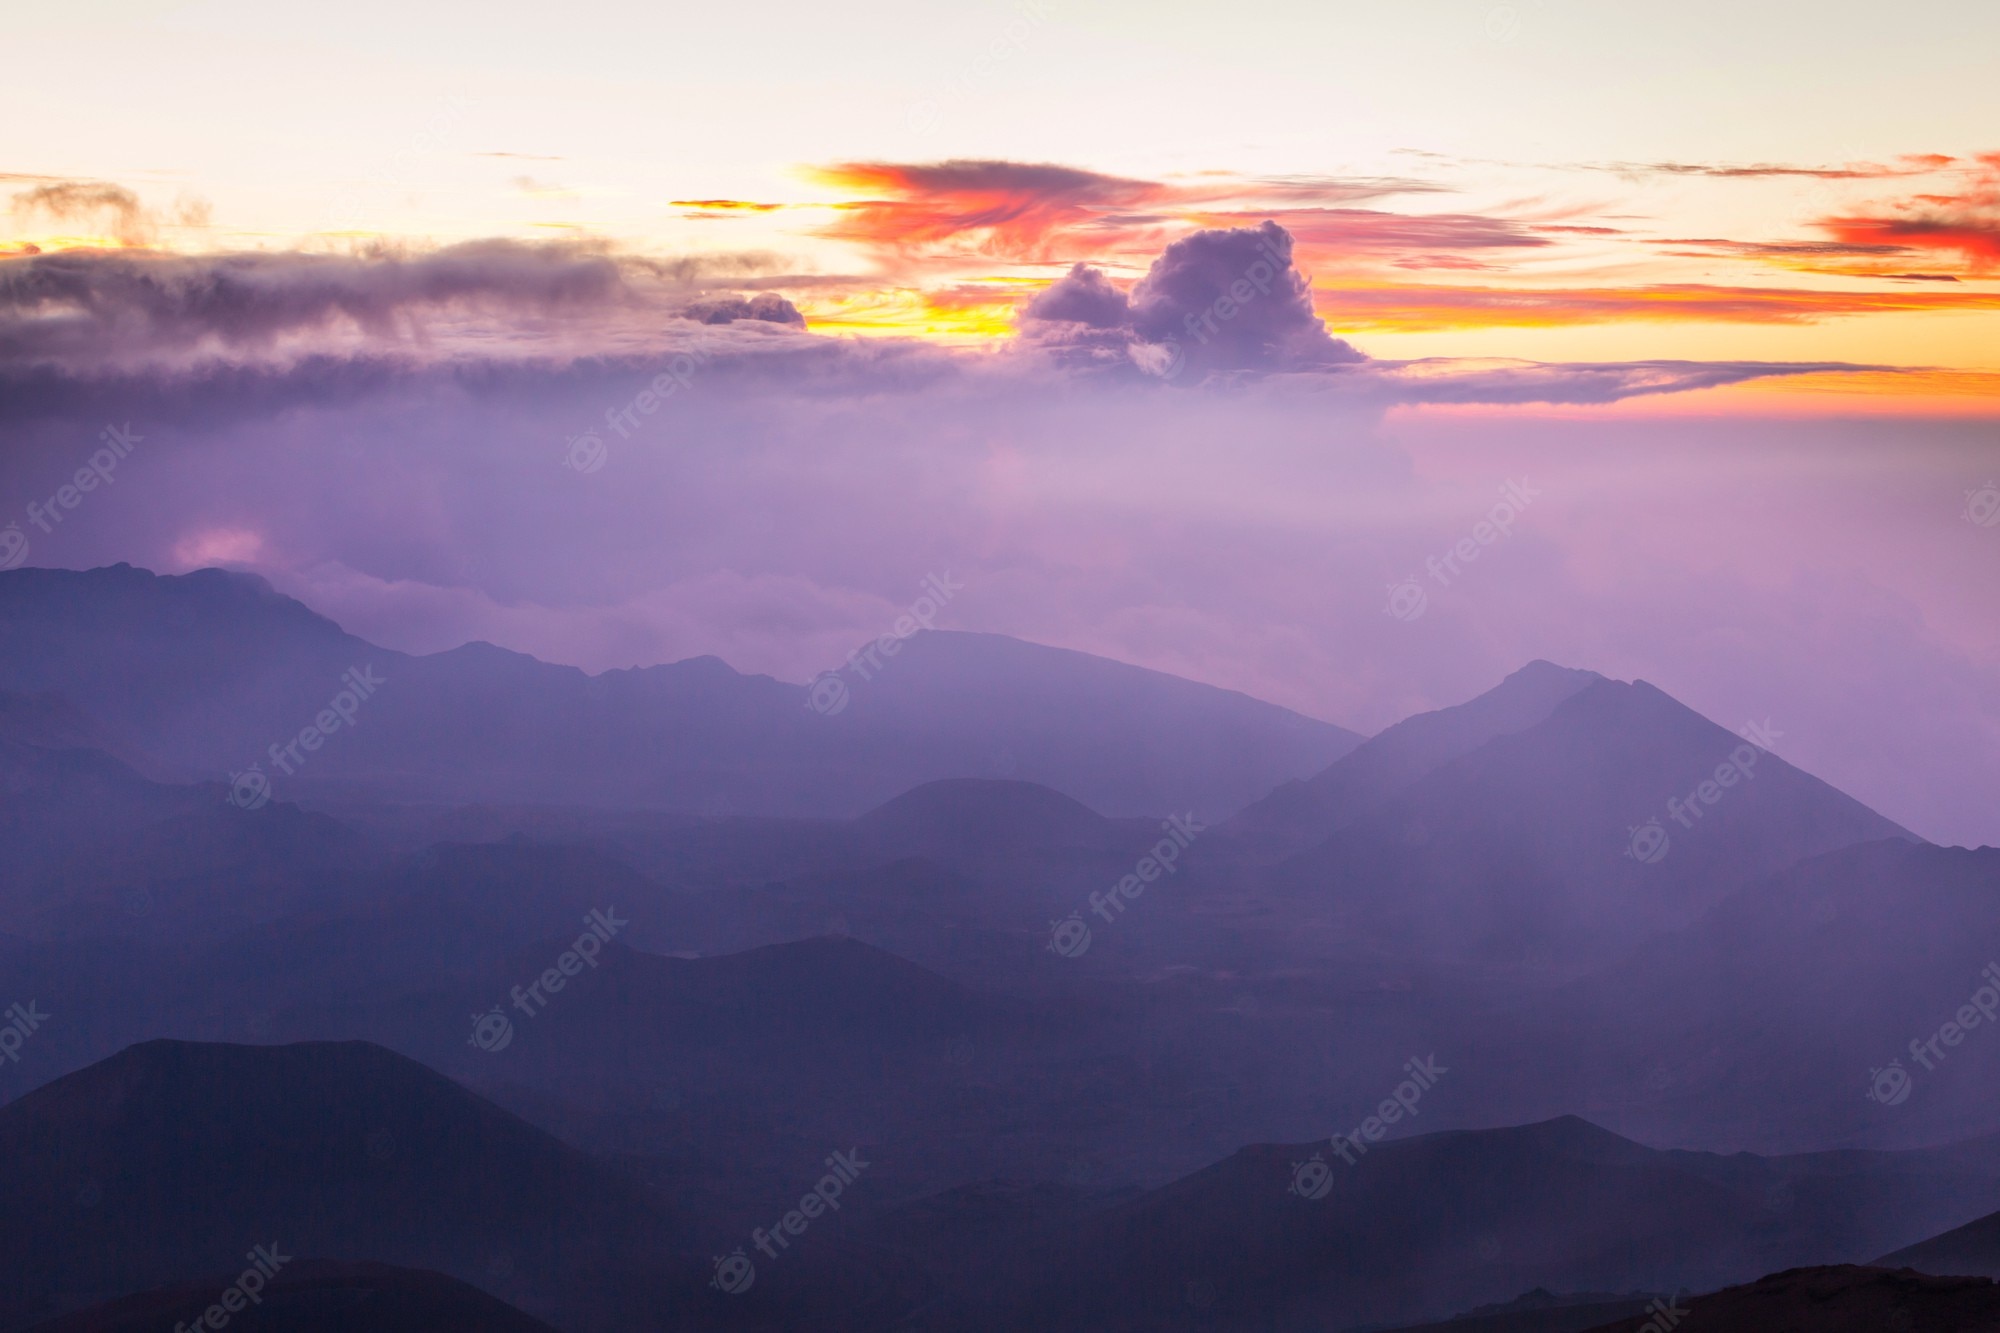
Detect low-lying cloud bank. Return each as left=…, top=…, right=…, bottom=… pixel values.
left=0, top=224, right=1878, bottom=413
left=1, top=226, right=1991, bottom=847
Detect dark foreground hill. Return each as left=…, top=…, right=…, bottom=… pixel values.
left=0, top=1040, right=712, bottom=1332
left=1585, top=1265, right=2000, bottom=1333
left=20, top=1260, right=560, bottom=1333
left=990, top=1115, right=2000, bottom=1331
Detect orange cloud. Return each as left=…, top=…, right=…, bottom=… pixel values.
left=807, top=160, right=1173, bottom=261
left=1191, top=207, right=1554, bottom=271
left=802, top=161, right=1441, bottom=266
left=1316, top=280, right=2000, bottom=332
left=670, top=199, right=786, bottom=211
left=1815, top=152, right=2000, bottom=270
left=1614, top=155, right=1955, bottom=180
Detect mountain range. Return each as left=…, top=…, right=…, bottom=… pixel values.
left=0, top=563, right=1994, bottom=1332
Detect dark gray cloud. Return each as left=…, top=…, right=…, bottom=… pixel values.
left=1130, top=221, right=1365, bottom=372
left=1023, top=263, right=1130, bottom=328
left=0, top=241, right=818, bottom=375
left=1024, top=222, right=1365, bottom=377
left=682, top=292, right=806, bottom=326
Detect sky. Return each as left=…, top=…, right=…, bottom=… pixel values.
left=2, top=0, right=1998, bottom=844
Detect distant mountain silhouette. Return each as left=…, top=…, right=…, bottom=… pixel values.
left=0, top=565, right=1357, bottom=820
left=20, top=1260, right=560, bottom=1333
left=997, top=1114, right=2000, bottom=1331
left=1230, top=660, right=1602, bottom=855
left=1264, top=674, right=1914, bottom=961
left=0, top=703, right=363, bottom=944
left=1456, top=839, right=2000, bottom=1153
left=852, top=778, right=1155, bottom=860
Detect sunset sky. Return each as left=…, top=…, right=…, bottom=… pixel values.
left=5, top=0, right=1999, bottom=844
left=8, top=0, right=2000, bottom=394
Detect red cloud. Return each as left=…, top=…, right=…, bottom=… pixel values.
left=808, top=160, right=1172, bottom=260
left=1318, top=281, right=2000, bottom=332
left=1815, top=152, right=2000, bottom=269
left=1193, top=208, right=1554, bottom=269
left=804, top=162, right=1442, bottom=263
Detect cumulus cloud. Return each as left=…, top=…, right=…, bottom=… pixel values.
left=1022, top=263, right=1130, bottom=328
left=1025, top=221, right=1364, bottom=377
left=682, top=291, right=806, bottom=326
left=0, top=224, right=1894, bottom=418
left=1129, top=222, right=1365, bottom=372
